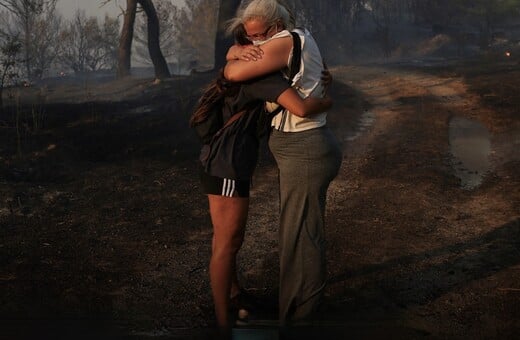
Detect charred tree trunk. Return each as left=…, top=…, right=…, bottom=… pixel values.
left=214, top=0, right=241, bottom=70
left=117, top=0, right=170, bottom=79
left=0, top=88, right=3, bottom=114
left=0, top=68, right=5, bottom=113
left=117, top=0, right=137, bottom=78
left=138, top=0, right=170, bottom=79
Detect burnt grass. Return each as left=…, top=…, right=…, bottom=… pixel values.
left=1, top=59, right=519, bottom=339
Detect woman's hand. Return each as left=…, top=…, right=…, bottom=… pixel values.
left=228, top=44, right=264, bottom=61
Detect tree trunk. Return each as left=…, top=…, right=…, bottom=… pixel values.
left=138, top=0, right=171, bottom=79
left=0, top=64, right=12, bottom=113
left=25, top=18, right=32, bottom=80
left=117, top=0, right=137, bottom=78
left=214, top=0, right=241, bottom=70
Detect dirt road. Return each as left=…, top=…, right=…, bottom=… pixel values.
left=316, top=63, right=520, bottom=338
left=1, top=61, right=519, bottom=339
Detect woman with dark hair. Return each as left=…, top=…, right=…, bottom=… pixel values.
left=191, top=24, right=332, bottom=338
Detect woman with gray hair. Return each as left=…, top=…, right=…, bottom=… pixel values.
left=224, top=0, right=342, bottom=328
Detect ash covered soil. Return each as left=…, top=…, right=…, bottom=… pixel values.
left=0, top=58, right=519, bottom=339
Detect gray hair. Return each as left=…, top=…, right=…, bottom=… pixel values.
left=227, top=0, right=295, bottom=36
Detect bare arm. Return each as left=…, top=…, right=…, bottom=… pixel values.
left=224, top=36, right=292, bottom=81
left=276, top=89, right=332, bottom=117
left=226, top=44, right=264, bottom=61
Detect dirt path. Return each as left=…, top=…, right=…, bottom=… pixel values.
left=314, top=64, right=520, bottom=338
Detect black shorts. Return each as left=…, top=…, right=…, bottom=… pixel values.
left=200, top=169, right=250, bottom=198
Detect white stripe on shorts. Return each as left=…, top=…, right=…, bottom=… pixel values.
left=221, top=178, right=236, bottom=197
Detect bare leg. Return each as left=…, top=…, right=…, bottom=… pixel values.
left=208, top=194, right=249, bottom=333
left=230, top=263, right=241, bottom=298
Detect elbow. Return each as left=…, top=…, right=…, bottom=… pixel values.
left=223, top=66, right=233, bottom=81
left=281, top=103, right=314, bottom=118
left=291, top=107, right=309, bottom=117
left=294, top=99, right=332, bottom=117
left=223, top=65, right=241, bottom=82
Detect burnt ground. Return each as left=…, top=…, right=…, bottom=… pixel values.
left=0, top=57, right=519, bottom=339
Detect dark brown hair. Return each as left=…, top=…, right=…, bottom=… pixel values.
left=189, top=70, right=238, bottom=126
left=234, top=23, right=251, bottom=45
left=189, top=24, right=251, bottom=127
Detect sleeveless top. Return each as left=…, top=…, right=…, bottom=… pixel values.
left=257, top=28, right=327, bottom=132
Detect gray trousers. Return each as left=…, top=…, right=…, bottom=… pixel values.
left=268, top=126, right=342, bottom=324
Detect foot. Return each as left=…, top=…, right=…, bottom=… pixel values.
left=229, top=289, right=261, bottom=324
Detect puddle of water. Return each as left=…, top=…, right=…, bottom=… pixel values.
left=345, top=110, right=376, bottom=141
left=449, top=116, right=492, bottom=190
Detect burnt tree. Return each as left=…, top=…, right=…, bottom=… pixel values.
left=117, top=0, right=137, bottom=78
left=0, top=0, right=58, bottom=80
left=138, top=0, right=170, bottom=79
left=117, top=0, right=170, bottom=79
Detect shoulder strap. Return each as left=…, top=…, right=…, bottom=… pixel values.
left=223, top=110, right=246, bottom=129
left=288, top=31, right=302, bottom=81
left=211, top=109, right=247, bottom=141
left=272, top=31, right=302, bottom=130
left=268, top=31, right=302, bottom=119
